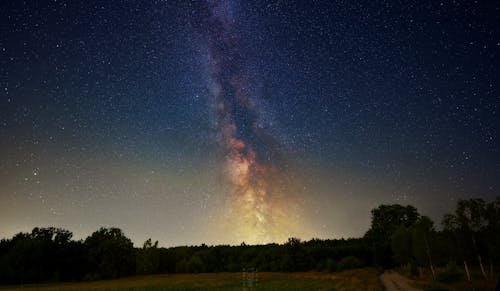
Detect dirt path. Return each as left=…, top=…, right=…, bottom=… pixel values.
left=380, top=270, right=422, bottom=291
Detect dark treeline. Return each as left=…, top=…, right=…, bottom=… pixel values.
left=0, top=197, right=499, bottom=285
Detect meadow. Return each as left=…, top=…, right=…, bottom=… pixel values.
left=0, top=268, right=383, bottom=291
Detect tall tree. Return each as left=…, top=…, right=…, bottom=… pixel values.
left=442, top=198, right=488, bottom=279
left=365, top=204, right=420, bottom=267
left=485, top=197, right=500, bottom=262
left=84, top=227, right=135, bottom=280
left=411, top=216, right=436, bottom=278
left=136, top=238, right=160, bottom=275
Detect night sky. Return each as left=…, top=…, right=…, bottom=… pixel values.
left=1, top=0, right=498, bottom=246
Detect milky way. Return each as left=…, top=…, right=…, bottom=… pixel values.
left=0, top=0, right=498, bottom=246
left=192, top=1, right=305, bottom=244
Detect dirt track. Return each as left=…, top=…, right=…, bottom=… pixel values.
left=380, top=270, right=422, bottom=291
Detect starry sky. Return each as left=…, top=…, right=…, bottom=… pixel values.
left=1, top=0, right=499, bottom=246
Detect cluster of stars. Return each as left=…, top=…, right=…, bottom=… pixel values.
left=0, top=0, right=498, bottom=245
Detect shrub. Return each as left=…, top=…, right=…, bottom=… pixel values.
left=337, top=256, right=363, bottom=271
left=436, top=261, right=462, bottom=283
left=326, top=259, right=337, bottom=272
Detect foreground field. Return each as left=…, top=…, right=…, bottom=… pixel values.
left=0, top=268, right=383, bottom=291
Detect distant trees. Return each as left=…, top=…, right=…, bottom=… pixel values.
left=0, top=227, right=84, bottom=284
left=0, top=232, right=372, bottom=285
left=283, top=238, right=307, bottom=271
left=84, top=227, right=135, bottom=280
left=136, top=238, right=160, bottom=275
left=0, top=227, right=136, bottom=284
left=0, top=197, right=499, bottom=285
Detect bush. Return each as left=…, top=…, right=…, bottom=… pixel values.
left=337, top=256, right=363, bottom=271
left=326, top=259, right=337, bottom=272
left=436, top=261, right=462, bottom=283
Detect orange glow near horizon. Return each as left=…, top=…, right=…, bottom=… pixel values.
left=217, top=121, right=305, bottom=244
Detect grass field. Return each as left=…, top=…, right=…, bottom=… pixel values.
left=0, top=268, right=383, bottom=291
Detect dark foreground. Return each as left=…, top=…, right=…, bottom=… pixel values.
left=0, top=268, right=383, bottom=291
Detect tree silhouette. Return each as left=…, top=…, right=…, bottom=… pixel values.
left=365, top=204, right=420, bottom=267
left=136, top=238, right=160, bottom=275
left=443, top=198, right=490, bottom=279
left=84, top=227, right=135, bottom=280
left=0, top=198, right=498, bottom=285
